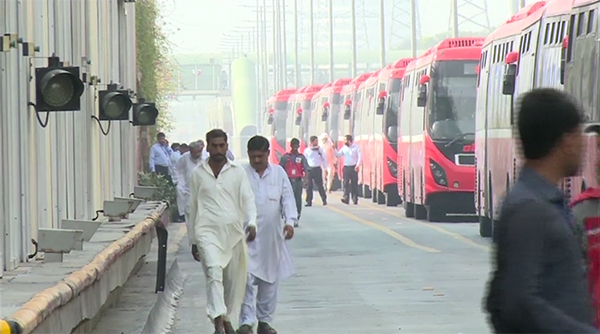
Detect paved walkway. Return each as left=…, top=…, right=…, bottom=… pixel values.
left=169, top=192, right=492, bottom=333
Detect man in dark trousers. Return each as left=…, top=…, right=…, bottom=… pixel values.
left=485, top=88, right=597, bottom=333
left=279, top=138, right=310, bottom=227
left=302, top=135, right=328, bottom=207
left=334, top=134, right=362, bottom=205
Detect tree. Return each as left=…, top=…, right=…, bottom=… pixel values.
left=135, top=0, right=177, bottom=172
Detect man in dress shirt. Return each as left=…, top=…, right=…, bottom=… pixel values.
left=302, top=135, right=328, bottom=207
left=175, top=140, right=205, bottom=235
left=188, top=129, right=258, bottom=334
left=237, top=135, right=296, bottom=334
left=149, top=132, right=174, bottom=184
left=334, top=134, right=362, bottom=205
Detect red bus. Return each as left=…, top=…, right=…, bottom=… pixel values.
left=285, top=84, right=325, bottom=152
left=564, top=0, right=598, bottom=202
left=307, top=84, right=331, bottom=139
left=265, top=88, right=298, bottom=164
left=371, top=58, right=413, bottom=207
left=399, top=37, right=483, bottom=222
left=336, top=73, right=372, bottom=185
left=354, top=70, right=382, bottom=199
left=474, top=1, right=572, bottom=237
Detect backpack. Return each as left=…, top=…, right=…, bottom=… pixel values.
left=284, top=154, right=305, bottom=178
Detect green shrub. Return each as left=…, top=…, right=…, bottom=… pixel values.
left=138, top=172, right=179, bottom=219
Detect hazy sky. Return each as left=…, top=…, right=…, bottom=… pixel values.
left=163, top=0, right=540, bottom=55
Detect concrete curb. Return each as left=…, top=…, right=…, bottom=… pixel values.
left=140, top=259, right=188, bottom=334
left=2, top=202, right=168, bottom=334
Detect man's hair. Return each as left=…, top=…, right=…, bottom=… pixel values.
left=171, top=143, right=180, bottom=150
left=180, top=143, right=189, bottom=150
left=206, top=129, right=228, bottom=145
left=189, top=141, right=202, bottom=150
left=157, top=132, right=165, bottom=140
left=247, top=135, right=270, bottom=152
left=309, top=135, right=318, bottom=142
left=345, top=134, right=353, bottom=141
left=517, top=88, right=583, bottom=160
left=290, top=138, right=300, bottom=146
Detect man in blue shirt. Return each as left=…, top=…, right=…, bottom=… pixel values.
left=149, top=132, right=174, bottom=184
left=485, top=88, right=597, bottom=333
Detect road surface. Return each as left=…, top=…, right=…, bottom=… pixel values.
left=170, top=192, right=493, bottom=333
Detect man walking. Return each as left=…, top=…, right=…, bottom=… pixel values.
left=238, top=135, right=297, bottom=334
left=279, top=138, right=309, bottom=226
left=320, top=133, right=337, bottom=193
left=188, top=129, right=258, bottom=334
left=175, top=141, right=205, bottom=233
left=149, top=132, right=173, bottom=184
left=485, top=88, right=597, bottom=333
left=334, top=134, right=362, bottom=205
left=303, top=135, right=328, bottom=207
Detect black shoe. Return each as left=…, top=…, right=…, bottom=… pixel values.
left=322, top=199, right=327, bottom=206
left=353, top=199, right=358, bottom=205
left=305, top=202, right=312, bottom=207
left=341, top=198, right=349, bottom=205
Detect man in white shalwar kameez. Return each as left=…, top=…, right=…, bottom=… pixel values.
left=188, top=129, right=258, bottom=334
left=237, top=135, right=297, bottom=334
left=175, top=140, right=205, bottom=240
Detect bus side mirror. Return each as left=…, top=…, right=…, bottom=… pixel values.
left=295, top=114, right=301, bottom=125
left=387, top=126, right=398, bottom=140
left=502, top=64, right=517, bottom=96
left=560, top=37, right=567, bottom=85
left=343, top=105, right=351, bottom=120
left=267, top=114, right=274, bottom=125
left=417, top=85, right=427, bottom=107
left=321, top=107, right=328, bottom=122
left=376, top=99, right=385, bottom=115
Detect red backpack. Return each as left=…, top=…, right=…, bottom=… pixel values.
left=284, top=154, right=305, bottom=178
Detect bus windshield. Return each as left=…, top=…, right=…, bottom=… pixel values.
left=428, top=60, right=477, bottom=141
left=388, top=78, right=402, bottom=113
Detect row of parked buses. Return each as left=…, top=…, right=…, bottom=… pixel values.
left=261, top=0, right=600, bottom=238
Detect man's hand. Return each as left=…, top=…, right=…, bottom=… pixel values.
left=354, top=165, right=360, bottom=172
left=246, top=225, right=257, bottom=242
left=191, top=244, right=201, bottom=262
left=283, top=225, right=294, bottom=240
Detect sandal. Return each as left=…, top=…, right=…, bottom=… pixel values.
left=236, top=324, right=254, bottom=334
left=257, top=322, right=277, bottom=334
left=223, top=321, right=236, bottom=334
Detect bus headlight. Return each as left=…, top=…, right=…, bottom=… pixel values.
left=429, top=159, right=448, bottom=187
left=386, top=157, right=398, bottom=178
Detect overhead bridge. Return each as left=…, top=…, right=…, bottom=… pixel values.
left=176, top=89, right=231, bottom=97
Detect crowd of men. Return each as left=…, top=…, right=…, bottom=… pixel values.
left=147, top=129, right=361, bottom=334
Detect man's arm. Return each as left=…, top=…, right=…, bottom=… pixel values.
left=279, top=168, right=298, bottom=225
left=301, top=154, right=310, bottom=172
left=497, top=200, right=598, bottom=333
left=175, top=157, right=187, bottom=192
left=279, top=154, right=289, bottom=169
left=240, top=171, right=258, bottom=228
left=186, top=171, right=200, bottom=245
left=320, top=147, right=328, bottom=169
left=355, top=146, right=363, bottom=167
left=334, top=145, right=345, bottom=158
left=149, top=145, right=156, bottom=172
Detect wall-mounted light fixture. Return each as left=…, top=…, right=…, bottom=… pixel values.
left=131, top=98, right=159, bottom=126
left=29, top=54, right=85, bottom=128
left=91, top=83, right=133, bottom=136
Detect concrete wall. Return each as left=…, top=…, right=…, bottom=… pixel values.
left=0, top=0, right=138, bottom=274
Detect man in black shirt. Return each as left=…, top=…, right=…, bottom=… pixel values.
left=485, top=88, right=597, bottom=333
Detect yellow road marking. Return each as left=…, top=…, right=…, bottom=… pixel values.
left=326, top=205, right=440, bottom=253
left=330, top=193, right=491, bottom=252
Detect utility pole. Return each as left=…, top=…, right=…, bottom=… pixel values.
left=451, top=0, right=459, bottom=37
left=351, top=0, right=357, bottom=78
left=262, top=0, right=270, bottom=97
left=309, top=0, right=315, bottom=84
left=282, top=0, right=288, bottom=88
left=379, top=0, right=386, bottom=67
left=256, top=0, right=262, bottom=115
left=294, top=0, right=300, bottom=87
left=410, top=0, right=417, bottom=58
left=328, top=0, right=334, bottom=82
left=272, top=0, right=279, bottom=91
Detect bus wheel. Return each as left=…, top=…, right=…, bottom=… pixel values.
left=479, top=216, right=492, bottom=238
left=427, top=206, right=446, bottom=222
left=403, top=201, right=415, bottom=217
left=377, top=190, right=386, bottom=205
left=415, top=205, right=427, bottom=220
left=385, top=186, right=400, bottom=207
